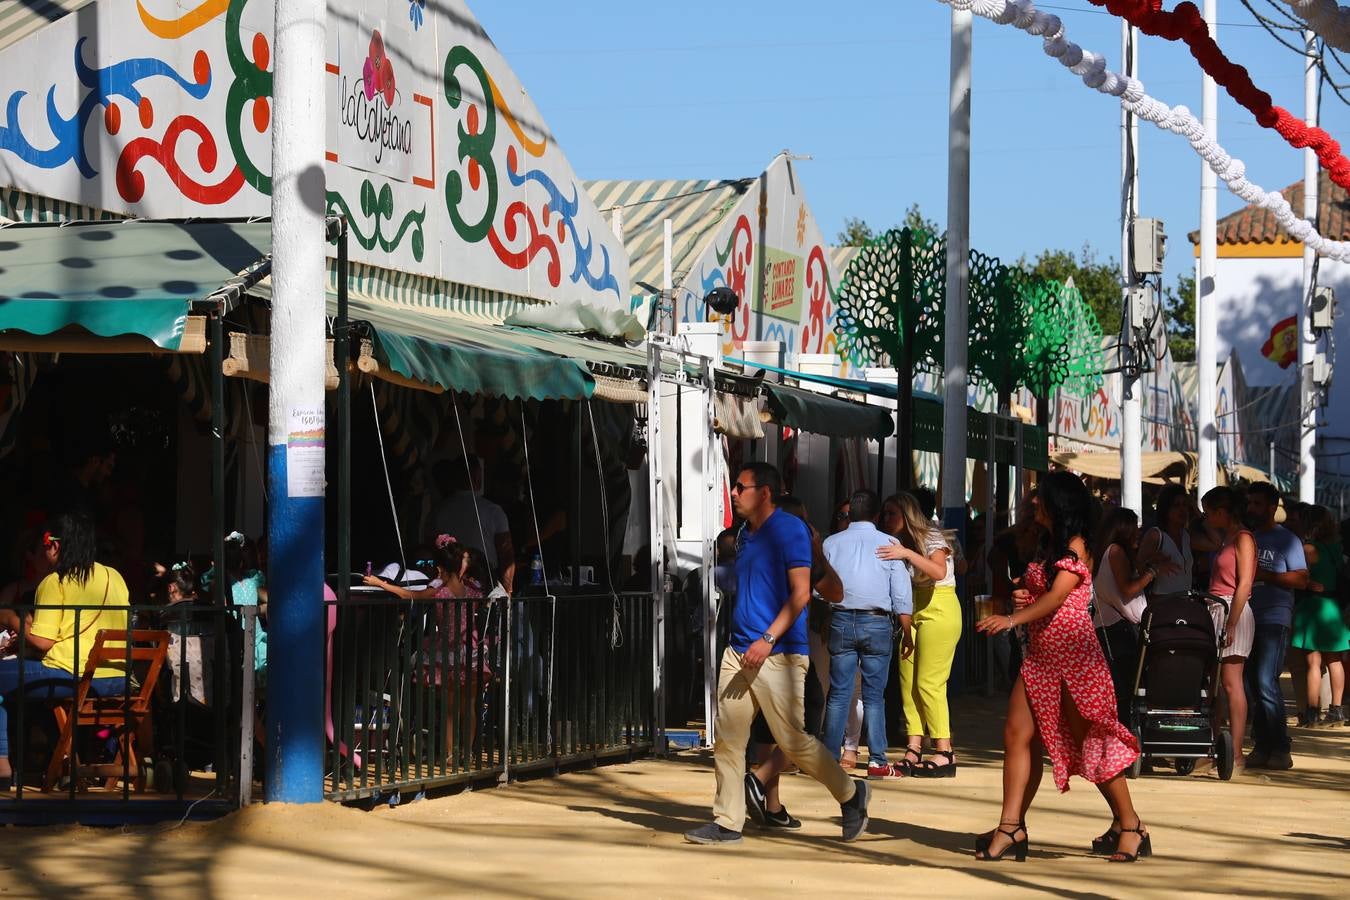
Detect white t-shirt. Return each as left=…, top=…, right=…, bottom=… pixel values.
left=433, top=491, right=510, bottom=567
left=911, top=529, right=957, bottom=589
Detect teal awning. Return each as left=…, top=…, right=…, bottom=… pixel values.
left=764, top=382, right=894, bottom=440
left=0, top=220, right=270, bottom=350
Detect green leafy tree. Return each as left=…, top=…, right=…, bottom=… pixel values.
left=1162, top=271, right=1196, bottom=362
left=901, top=203, right=939, bottom=239
left=836, top=217, right=875, bottom=247
left=1021, top=245, right=1122, bottom=336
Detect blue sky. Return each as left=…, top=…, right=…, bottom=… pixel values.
left=473, top=0, right=1350, bottom=290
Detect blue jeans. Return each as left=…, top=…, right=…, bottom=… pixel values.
left=0, top=658, right=125, bottom=759
left=1244, top=624, right=1291, bottom=755
left=821, top=610, right=894, bottom=766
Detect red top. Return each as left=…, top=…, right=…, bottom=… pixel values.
left=1208, top=530, right=1252, bottom=597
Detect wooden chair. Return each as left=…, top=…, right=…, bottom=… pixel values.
left=43, top=629, right=171, bottom=793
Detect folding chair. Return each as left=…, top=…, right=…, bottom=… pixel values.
left=43, top=629, right=171, bottom=793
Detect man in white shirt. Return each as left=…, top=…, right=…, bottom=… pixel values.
left=432, top=454, right=515, bottom=593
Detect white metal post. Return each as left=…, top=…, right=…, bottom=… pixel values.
left=701, top=356, right=718, bottom=747
left=1120, top=23, right=1143, bottom=516
left=941, top=6, right=972, bottom=531
left=1197, top=0, right=1220, bottom=497
left=648, top=344, right=666, bottom=755
left=1300, top=29, right=1319, bottom=503
left=266, top=0, right=327, bottom=803
left=663, top=218, right=674, bottom=336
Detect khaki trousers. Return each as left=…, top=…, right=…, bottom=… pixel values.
left=712, top=647, right=858, bottom=831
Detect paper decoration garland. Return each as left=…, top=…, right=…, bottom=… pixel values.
left=1087, top=1, right=1350, bottom=189
left=942, top=0, right=1350, bottom=261
left=1278, top=1, right=1350, bottom=53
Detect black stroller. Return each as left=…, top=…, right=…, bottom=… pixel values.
left=1127, top=591, right=1234, bottom=780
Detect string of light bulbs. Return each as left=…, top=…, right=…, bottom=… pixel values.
left=941, top=0, right=1350, bottom=260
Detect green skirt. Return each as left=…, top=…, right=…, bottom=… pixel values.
left=1290, top=594, right=1350, bottom=653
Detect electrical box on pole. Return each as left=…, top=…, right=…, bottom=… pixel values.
left=1312, top=286, right=1335, bottom=331
left=1127, top=284, right=1154, bottom=334
left=1131, top=218, right=1166, bottom=275
left=1312, top=351, right=1332, bottom=388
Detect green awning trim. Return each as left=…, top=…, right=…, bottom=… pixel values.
left=0, top=220, right=270, bottom=350
left=764, top=383, right=894, bottom=440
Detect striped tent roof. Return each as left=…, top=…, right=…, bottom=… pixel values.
left=830, top=246, right=861, bottom=279
left=583, top=178, right=753, bottom=293
left=0, top=0, right=90, bottom=53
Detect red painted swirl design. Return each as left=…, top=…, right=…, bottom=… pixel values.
left=115, top=114, right=244, bottom=204
left=487, top=201, right=562, bottom=287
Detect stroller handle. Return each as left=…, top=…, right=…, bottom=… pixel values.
left=1150, top=590, right=1229, bottom=615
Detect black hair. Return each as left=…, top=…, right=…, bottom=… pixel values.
left=432, top=540, right=493, bottom=592
left=738, top=462, right=782, bottom=500
left=911, top=487, right=937, bottom=521
left=1152, top=483, right=1190, bottom=531
left=166, top=562, right=200, bottom=600
left=449, top=454, right=483, bottom=492
left=1201, top=485, right=1240, bottom=516
left=49, top=511, right=97, bottom=585
left=848, top=489, right=880, bottom=523
left=223, top=532, right=260, bottom=586
left=1037, top=471, right=1095, bottom=580
left=1090, top=507, right=1139, bottom=574
left=1247, top=481, right=1280, bottom=505
left=776, top=494, right=807, bottom=521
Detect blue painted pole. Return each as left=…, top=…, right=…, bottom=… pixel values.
left=266, top=0, right=328, bottom=803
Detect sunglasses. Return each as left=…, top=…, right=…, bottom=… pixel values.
left=730, top=482, right=762, bottom=495
left=833, top=511, right=849, bottom=521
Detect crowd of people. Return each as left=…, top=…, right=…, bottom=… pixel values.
left=685, top=461, right=1350, bottom=863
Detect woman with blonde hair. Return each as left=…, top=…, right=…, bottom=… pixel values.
left=878, top=492, right=962, bottom=777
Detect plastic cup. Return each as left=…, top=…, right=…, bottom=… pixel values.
left=974, top=594, right=995, bottom=620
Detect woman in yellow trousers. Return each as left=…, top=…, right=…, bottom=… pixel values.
left=879, top=493, right=962, bottom=777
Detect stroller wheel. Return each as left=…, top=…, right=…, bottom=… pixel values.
left=1216, top=730, right=1234, bottom=781
left=1174, top=758, right=1196, bottom=776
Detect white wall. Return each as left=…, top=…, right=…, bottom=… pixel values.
left=1210, top=255, right=1350, bottom=477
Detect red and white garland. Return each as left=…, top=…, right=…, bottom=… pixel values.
left=942, top=0, right=1350, bottom=260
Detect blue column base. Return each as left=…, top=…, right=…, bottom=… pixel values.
left=264, top=443, right=326, bottom=803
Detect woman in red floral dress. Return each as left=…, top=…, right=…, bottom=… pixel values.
left=975, top=472, right=1149, bottom=863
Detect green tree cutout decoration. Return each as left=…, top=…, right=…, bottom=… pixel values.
left=1021, top=275, right=1104, bottom=400
left=968, top=250, right=1030, bottom=402
left=833, top=227, right=945, bottom=373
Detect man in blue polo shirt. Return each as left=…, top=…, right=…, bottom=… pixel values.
left=1244, top=483, right=1308, bottom=770
left=684, top=462, right=869, bottom=846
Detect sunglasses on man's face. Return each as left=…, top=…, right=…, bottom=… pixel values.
left=731, top=482, right=761, bottom=495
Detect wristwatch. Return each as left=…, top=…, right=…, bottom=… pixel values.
left=761, top=632, right=776, bottom=645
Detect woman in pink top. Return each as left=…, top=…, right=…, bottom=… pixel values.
left=1200, top=487, right=1257, bottom=776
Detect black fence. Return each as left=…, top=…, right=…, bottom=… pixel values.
left=0, top=602, right=252, bottom=825
left=324, top=590, right=655, bottom=803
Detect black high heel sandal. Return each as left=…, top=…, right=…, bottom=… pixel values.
left=1090, top=824, right=1121, bottom=855
left=913, top=749, right=957, bottom=779
left=895, top=746, right=923, bottom=777
left=976, top=820, right=1025, bottom=854
left=1109, top=823, right=1152, bottom=863
left=975, top=823, right=1028, bottom=862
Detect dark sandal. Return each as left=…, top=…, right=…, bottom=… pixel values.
left=1090, top=824, right=1122, bottom=855
left=895, top=747, right=923, bottom=777
left=913, top=749, right=957, bottom=779
left=975, top=823, right=1028, bottom=862
left=976, top=819, right=1024, bottom=854
left=1109, top=823, right=1152, bottom=863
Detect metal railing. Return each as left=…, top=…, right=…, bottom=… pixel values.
left=0, top=602, right=251, bottom=824
left=324, top=591, right=654, bottom=803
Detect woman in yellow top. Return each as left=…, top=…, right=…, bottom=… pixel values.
left=0, top=512, right=130, bottom=787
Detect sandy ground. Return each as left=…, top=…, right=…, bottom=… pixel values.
left=0, top=696, right=1346, bottom=899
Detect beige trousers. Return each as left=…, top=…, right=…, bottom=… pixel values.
left=712, top=647, right=858, bottom=831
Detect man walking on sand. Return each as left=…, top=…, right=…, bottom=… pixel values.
left=684, top=462, right=870, bottom=846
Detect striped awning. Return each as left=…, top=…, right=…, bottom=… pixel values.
left=583, top=178, right=754, bottom=294
left=0, top=0, right=90, bottom=54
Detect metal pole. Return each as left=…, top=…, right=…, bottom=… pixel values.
left=210, top=311, right=227, bottom=607
left=266, top=0, right=328, bottom=803
left=1197, top=0, right=1220, bottom=497
left=1300, top=28, right=1319, bottom=503
left=335, top=220, right=350, bottom=611
left=648, top=344, right=667, bottom=756
left=663, top=218, right=674, bottom=336
left=941, top=5, right=972, bottom=534
left=1270, top=438, right=1277, bottom=485
left=898, top=229, right=916, bottom=491
left=701, top=356, right=717, bottom=748
left=1120, top=23, right=1143, bottom=515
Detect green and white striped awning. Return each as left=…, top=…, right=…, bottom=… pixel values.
left=584, top=178, right=753, bottom=294
left=0, top=0, right=91, bottom=54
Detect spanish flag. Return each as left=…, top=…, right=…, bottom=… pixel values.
left=1261, top=316, right=1298, bottom=369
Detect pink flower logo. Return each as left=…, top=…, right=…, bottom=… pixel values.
left=362, top=30, right=396, bottom=106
